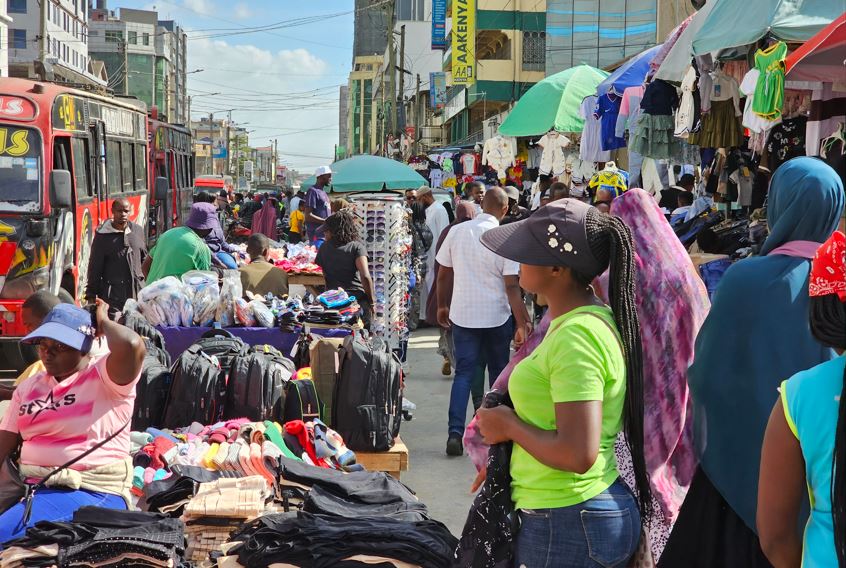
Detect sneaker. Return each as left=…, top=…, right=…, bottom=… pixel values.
left=441, top=359, right=451, bottom=376
left=446, top=434, right=463, bottom=457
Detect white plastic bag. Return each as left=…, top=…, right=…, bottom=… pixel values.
left=249, top=299, right=275, bottom=327
left=217, top=270, right=243, bottom=327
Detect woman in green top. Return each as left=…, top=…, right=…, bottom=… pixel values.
left=477, top=199, right=650, bottom=567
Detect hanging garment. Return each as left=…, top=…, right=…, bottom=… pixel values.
left=806, top=83, right=846, bottom=156
left=537, top=131, right=572, bottom=175
left=618, top=86, right=646, bottom=185
left=460, top=153, right=480, bottom=175
left=763, top=116, right=808, bottom=170
left=482, top=136, right=517, bottom=179
left=641, top=158, right=670, bottom=197
left=710, top=70, right=742, bottom=116
left=696, top=54, right=715, bottom=113
left=675, top=66, right=698, bottom=138
left=631, top=81, right=680, bottom=160
left=579, top=96, right=611, bottom=163
left=589, top=167, right=629, bottom=200
left=739, top=69, right=781, bottom=134
left=752, top=41, right=788, bottom=120
left=594, top=93, right=627, bottom=151
left=689, top=99, right=743, bottom=149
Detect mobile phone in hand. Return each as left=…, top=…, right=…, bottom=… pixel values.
left=87, top=304, right=98, bottom=335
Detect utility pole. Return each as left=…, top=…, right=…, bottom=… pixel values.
left=273, top=138, right=278, bottom=182
left=386, top=0, right=396, bottom=140
left=225, top=111, right=232, bottom=176
left=122, top=41, right=129, bottom=96
left=398, top=24, right=406, bottom=129
left=413, top=73, right=421, bottom=155
left=207, top=112, right=214, bottom=175
left=39, top=0, right=47, bottom=67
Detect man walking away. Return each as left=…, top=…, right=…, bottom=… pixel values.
left=239, top=233, right=289, bottom=297
left=85, top=198, right=147, bottom=313
left=436, top=187, right=531, bottom=456
left=142, top=202, right=213, bottom=282
left=417, top=186, right=450, bottom=316
left=305, top=166, right=333, bottom=243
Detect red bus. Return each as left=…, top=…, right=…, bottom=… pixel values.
left=147, top=112, right=193, bottom=244
left=0, top=78, right=164, bottom=370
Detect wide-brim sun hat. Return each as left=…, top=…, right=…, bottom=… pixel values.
left=185, top=202, right=219, bottom=231
left=481, top=198, right=604, bottom=277
left=22, top=303, right=95, bottom=353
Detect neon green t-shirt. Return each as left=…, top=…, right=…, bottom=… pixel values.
left=147, top=226, right=212, bottom=283
left=509, top=305, right=626, bottom=510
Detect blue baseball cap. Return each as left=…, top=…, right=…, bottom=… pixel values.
left=22, top=304, right=95, bottom=354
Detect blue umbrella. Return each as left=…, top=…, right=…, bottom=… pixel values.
left=596, top=44, right=664, bottom=97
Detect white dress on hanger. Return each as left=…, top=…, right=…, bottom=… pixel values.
left=482, top=135, right=517, bottom=179
left=538, top=131, right=571, bottom=176
left=674, top=66, right=697, bottom=138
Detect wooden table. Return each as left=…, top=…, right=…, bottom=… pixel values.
left=355, top=437, right=409, bottom=480
left=287, top=272, right=325, bottom=295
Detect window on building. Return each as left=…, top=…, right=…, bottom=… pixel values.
left=142, top=32, right=150, bottom=46
left=105, top=30, right=123, bottom=43
left=128, top=31, right=137, bottom=45
left=10, top=29, right=26, bottom=50
left=8, top=0, right=27, bottom=14
left=522, top=31, right=546, bottom=71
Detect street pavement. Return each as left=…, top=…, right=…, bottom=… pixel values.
left=400, top=327, right=477, bottom=536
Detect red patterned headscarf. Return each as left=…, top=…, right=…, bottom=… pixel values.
left=809, top=230, right=846, bottom=301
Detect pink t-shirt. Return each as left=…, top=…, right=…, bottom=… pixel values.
left=0, top=355, right=139, bottom=470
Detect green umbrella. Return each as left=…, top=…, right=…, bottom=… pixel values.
left=299, top=155, right=427, bottom=193
left=498, top=64, right=609, bottom=136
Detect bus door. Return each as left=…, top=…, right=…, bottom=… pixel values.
left=89, top=120, right=107, bottom=221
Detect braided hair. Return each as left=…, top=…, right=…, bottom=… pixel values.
left=572, top=208, right=652, bottom=519
left=810, top=293, right=846, bottom=567
left=324, top=209, right=360, bottom=246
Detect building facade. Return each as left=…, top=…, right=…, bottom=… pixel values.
left=346, top=55, right=383, bottom=156
left=0, top=2, right=10, bottom=77
left=353, top=0, right=389, bottom=59
left=338, top=85, right=349, bottom=159
left=442, top=0, right=547, bottom=146
left=8, top=0, right=105, bottom=85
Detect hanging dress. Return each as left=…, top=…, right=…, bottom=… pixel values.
left=752, top=41, right=787, bottom=120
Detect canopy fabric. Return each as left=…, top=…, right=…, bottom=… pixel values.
left=692, top=0, right=842, bottom=55
left=654, top=2, right=718, bottom=82
left=786, top=12, right=846, bottom=82
left=298, top=155, right=426, bottom=193
left=498, top=64, right=609, bottom=136
left=597, top=44, right=664, bottom=97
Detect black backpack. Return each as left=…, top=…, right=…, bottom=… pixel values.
left=332, top=335, right=403, bottom=451
left=121, top=312, right=166, bottom=350
left=283, top=379, right=324, bottom=424
left=192, top=329, right=249, bottom=375
left=161, top=344, right=224, bottom=428
left=143, top=337, right=171, bottom=368
left=132, top=353, right=172, bottom=431
left=225, top=344, right=295, bottom=422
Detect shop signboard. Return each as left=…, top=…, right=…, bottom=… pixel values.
left=431, top=0, right=447, bottom=50
left=430, top=72, right=447, bottom=109
left=451, top=0, right=476, bottom=85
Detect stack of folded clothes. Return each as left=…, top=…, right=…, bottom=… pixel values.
left=1, top=507, right=187, bottom=568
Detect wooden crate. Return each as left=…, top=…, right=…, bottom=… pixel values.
left=355, top=437, right=409, bottom=480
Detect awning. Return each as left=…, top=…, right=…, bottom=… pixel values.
left=299, top=155, right=427, bottom=193
left=596, top=44, right=663, bottom=97
left=785, top=12, right=846, bottom=82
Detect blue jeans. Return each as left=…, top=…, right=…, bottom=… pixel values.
left=448, top=318, right=513, bottom=436
left=0, top=488, right=126, bottom=545
left=515, top=479, right=641, bottom=568
left=214, top=251, right=238, bottom=269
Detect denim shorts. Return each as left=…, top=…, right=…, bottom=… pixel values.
left=514, top=478, right=641, bottom=568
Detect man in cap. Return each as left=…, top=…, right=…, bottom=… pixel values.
left=142, top=202, right=214, bottom=282
left=304, top=166, right=333, bottom=243
left=501, top=186, right=530, bottom=225
left=416, top=186, right=450, bottom=312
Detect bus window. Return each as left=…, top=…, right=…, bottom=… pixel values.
left=0, top=126, right=42, bottom=213
left=70, top=137, right=91, bottom=198
left=120, top=142, right=132, bottom=192
left=133, top=143, right=146, bottom=191
left=106, top=140, right=120, bottom=195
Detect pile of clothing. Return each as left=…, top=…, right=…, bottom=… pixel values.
left=1, top=507, right=188, bottom=568
left=275, top=242, right=322, bottom=274
left=275, top=291, right=362, bottom=326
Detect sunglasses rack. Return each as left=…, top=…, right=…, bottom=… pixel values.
left=351, top=194, right=412, bottom=349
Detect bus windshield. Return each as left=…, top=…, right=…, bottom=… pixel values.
left=0, top=126, right=41, bottom=213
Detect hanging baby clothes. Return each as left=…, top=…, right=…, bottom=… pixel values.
left=594, top=93, right=627, bottom=151
left=537, top=131, right=571, bottom=176
left=762, top=116, right=808, bottom=170
left=696, top=54, right=714, bottom=113
left=589, top=165, right=629, bottom=201
left=460, top=152, right=480, bottom=175
left=752, top=41, right=788, bottom=120
left=616, top=85, right=646, bottom=186
left=740, top=68, right=781, bottom=154
left=689, top=69, right=743, bottom=149
left=630, top=80, right=680, bottom=160
left=579, top=95, right=611, bottom=163
left=482, top=135, right=517, bottom=179
left=674, top=66, right=698, bottom=138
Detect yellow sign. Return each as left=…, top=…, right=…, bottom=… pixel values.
left=451, top=0, right=476, bottom=85
left=0, top=128, right=30, bottom=157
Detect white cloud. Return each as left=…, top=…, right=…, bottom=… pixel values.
left=233, top=3, right=252, bottom=19
left=183, top=0, right=214, bottom=16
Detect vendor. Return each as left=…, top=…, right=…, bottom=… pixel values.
left=0, top=300, right=145, bottom=542
left=305, top=166, right=332, bottom=243
left=315, top=210, right=376, bottom=327
left=239, top=233, right=289, bottom=297
left=142, top=203, right=213, bottom=282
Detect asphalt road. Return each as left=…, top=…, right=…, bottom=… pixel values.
left=399, top=327, right=477, bottom=536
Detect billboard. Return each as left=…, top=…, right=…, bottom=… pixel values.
left=430, top=72, right=447, bottom=109
left=451, top=0, right=476, bottom=85
left=431, top=0, right=447, bottom=50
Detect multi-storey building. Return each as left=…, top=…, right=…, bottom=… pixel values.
left=346, top=55, right=383, bottom=156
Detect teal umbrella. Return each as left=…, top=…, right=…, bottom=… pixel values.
left=692, top=0, right=841, bottom=55
left=299, top=155, right=427, bottom=193
left=498, top=64, right=609, bottom=136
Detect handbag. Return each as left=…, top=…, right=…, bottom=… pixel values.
left=1, top=421, right=129, bottom=525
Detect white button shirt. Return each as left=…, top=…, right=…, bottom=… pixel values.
left=435, top=213, right=519, bottom=329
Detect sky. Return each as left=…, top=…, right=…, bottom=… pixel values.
left=112, top=0, right=355, bottom=174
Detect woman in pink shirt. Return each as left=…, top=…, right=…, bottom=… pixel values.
left=0, top=300, right=145, bottom=543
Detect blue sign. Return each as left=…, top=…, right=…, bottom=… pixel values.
left=430, top=72, right=447, bottom=109
left=431, top=0, right=447, bottom=50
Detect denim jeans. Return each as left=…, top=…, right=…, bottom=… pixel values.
left=448, top=318, right=513, bottom=436
left=0, top=487, right=126, bottom=544
left=214, top=251, right=238, bottom=269
left=514, top=479, right=641, bottom=568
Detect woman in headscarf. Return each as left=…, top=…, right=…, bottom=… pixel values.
left=251, top=197, right=279, bottom=241
left=426, top=201, right=477, bottom=375
left=660, top=157, right=845, bottom=567
left=605, top=188, right=711, bottom=564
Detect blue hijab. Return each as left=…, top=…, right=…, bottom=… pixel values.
left=688, top=157, right=844, bottom=531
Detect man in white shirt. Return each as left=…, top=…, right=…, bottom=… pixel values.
left=436, top=187, right=531, bottom=456
left=417, top=186, right=451, bottom=312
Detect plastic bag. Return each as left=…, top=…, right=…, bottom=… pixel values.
left=137, top=277, right=191, bottom=327
left=249, top=299, right=275, bottom=327
left=122, top=298, right=140, bottom=315
left=217, top=270, right=242, bottom=327
left=235, top=298, right=256, bottom=327
left=193, top=283, right=219, bottom=326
